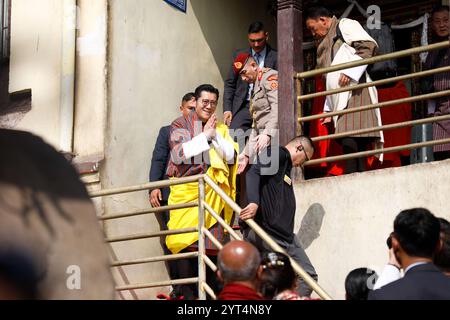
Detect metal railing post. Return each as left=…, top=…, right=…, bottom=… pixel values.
left=296, top=76, right=303, bottom=136
left=197, top=177, right=206, bottom=300
left=202, top=174, right=333, bottom=300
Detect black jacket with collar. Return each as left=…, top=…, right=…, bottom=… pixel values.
left=369, top=263, right=450, bottom=300
left=223, top=45, right=277, bottom=116
left=148, top=125, right=170, bottom=202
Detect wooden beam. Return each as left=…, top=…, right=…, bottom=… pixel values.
left=277, top=0, right=303, bottom=146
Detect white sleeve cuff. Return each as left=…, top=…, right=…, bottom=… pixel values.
left=182, top=133, right=210, bottom=159
left=212, top=131, right=235, bottom=162
left=324, top=97, right=332, bottom=112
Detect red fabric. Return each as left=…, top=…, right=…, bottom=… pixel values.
left=309, top=76, right=345, bottom=176
left=369, top=81, right=412, bottom=169
left=309, top=78, right=412, bottom=173
left=218, top=283, right=265, bottom=300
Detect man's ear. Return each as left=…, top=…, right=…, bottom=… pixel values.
left=392, top=236, right=401, bottom=252
left=265, top=32, right=269, bottom=40
left=216, top=270, right=224, bottom=283
left=319, top=17, right=328, bottom=25
left=435, top=237, right=444, bottom=255
left=256, top=265, right=264, bottom=280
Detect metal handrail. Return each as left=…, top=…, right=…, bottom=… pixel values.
left=295, top=39, right=450, bottom=167
left=311, top=114, right=450, bottom=143
left=298, top=89, right=450, bottom=122
left=203, top=253, right=218, bottom=272
left=90, top=174, right=204, bottom=198
left=116, top=277, right=198, bottom=291
left=106, top=227, right=198, bottom=243
left=298, top=66, right=450, bottom=102
left=202, top=226, right=224, bottom=251
left=93, top=173, right=334, bottom=300
left=203, top=175, right=333, bottom=300
left=111, top=252, right=198, bottom=267
left=304, top=138, right=450, bottom=166
left=295, top=40, right=449, bottom=79
left=202, top=201, right=242, bottom=240
left=203, top=282, right=217, bottom=300
left=99, top=202, right=198, bottom=221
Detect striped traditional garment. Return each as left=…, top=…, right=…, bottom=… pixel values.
left=166, top=110, right=207, bottom=178
left=165, top=110, right=235, bottom=253
left=316, top=16, right=380, bottom=138
left=424, top=46, right=450, bottom=152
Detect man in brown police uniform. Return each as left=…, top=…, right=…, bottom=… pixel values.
left=232, top=52, right=279, bottom=174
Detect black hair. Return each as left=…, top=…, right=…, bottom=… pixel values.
left=431, top=5, right=449, bottom=17
left=288, top=135, right=315, bottom=154
left=345, top=268, right=378, bottom=300
left=0, top=249, right=40, bottom=299
left=259, top=252, right=297, bottom=299
left=194, top=84, right=219, bottom=101
left=248, top=21, right=265, bottom=34
left=435, top=218, right=450, bottom=273
left=305, top=6, right=333, bottom=20
left=393, top=208, right=441, bottom=258
left=181, top=92, right=195, bottom=104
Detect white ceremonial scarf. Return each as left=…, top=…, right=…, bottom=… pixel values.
left=325, top=18, right=384, bottom=160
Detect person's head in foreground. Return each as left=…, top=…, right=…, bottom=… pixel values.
left=345, top=268, right=378, bottom=300
left=259, top=252, right=303, bottom=300
left=391, top=208, right=441, bottom=268
left=217, top=240, right=264, bottom=300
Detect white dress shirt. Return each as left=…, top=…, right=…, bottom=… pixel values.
left=247, top=47, right=267, bottom=101
left=182, top=131, right=234, bottom=162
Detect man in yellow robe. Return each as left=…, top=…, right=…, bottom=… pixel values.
left=165, top=84, right=238, bottom=298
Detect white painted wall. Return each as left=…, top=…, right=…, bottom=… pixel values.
left=294, top=159, right=450, bottom=300
left=73, top=0, right=108, bottom=158
left=9, top=0, right=62, bottom=148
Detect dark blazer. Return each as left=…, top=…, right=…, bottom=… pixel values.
left=149, top=125, right=170, bottom=202
left=223, top=44, right=277, bottom=116
left=368, top=263, right=450, bottom=300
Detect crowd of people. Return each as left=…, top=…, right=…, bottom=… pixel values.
left=147, top=5, right=450, bottom=300
left=218, top=207, right=450, bottom=300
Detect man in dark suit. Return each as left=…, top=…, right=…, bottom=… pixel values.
left=148, top=92, right=196, bottom=215
left=148, top=92, right=195, bottom=299
left=223, top=21, right=277, bottom=135
left=369, top=208, right=450, bottom=300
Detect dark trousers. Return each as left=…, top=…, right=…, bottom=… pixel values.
left=175, top=252, right=221, bottom=300
left=338, top=137, right=376, bottom=174
left=230, top=102, right=252, bottom=210
left=434, top=151, right=450, bottom=161
left=243, top=228, right=318, bottom=298
left=154, top=201, right=182, bottom=294
left=229, top=101, right=252, bottom=134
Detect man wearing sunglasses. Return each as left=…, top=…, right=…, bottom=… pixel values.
left=239, top=135, right=318, bottom=297
left=223, top=21, right=277, bottom=135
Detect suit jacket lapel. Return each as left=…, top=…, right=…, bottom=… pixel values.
left=264, top=45, right=276, bottom=68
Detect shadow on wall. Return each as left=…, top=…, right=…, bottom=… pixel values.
left=190, top=0, right=277, bottom=81
left=0, top=63, right=32, bottom=129
left=296, top=203, right=326, bottom=249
